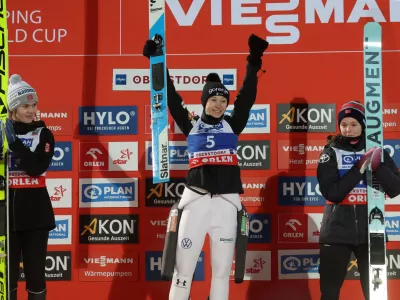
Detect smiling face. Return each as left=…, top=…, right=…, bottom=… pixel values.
left=205, top=95, right=228, bottom=118
left=12, top=103, right=37, bottom=123
left=340, top=117, right=362, bottom=138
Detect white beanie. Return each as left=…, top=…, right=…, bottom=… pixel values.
left=7, top=74, right=38, bottom=111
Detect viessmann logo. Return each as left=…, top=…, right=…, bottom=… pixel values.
left=167, top=0, right=400, bottom=45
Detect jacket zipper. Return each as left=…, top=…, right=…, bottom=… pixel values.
left=354, top=205, right=358, bottom=245
left=12, top=190, right=16, bottom=231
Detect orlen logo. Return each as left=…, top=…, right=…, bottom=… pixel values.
left=167, top=0, right=400, bottom=45
left=84, top=256, right=134, bottom=267
left=285, top=219, right=302, bottom=232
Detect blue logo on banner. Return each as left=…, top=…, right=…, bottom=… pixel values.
left=145, top=251, right=204, bottom=281
left=386, top=215, right=400, bottom=237
left=49, top=219, right=69, bottom=239
left=148, top=145, right=188, bottom=166
left=79, top=106, right=138, bottom=135
left=278, top=176, right=325, bottom=206
left=225, top=108, right=268, bottom=129
left=384, top=139, right=400, bottom=166
left=49, top=142, right=72, bottom=171
left=281, top=254, right=320, bottom=275
left=115, top=74, right=127, bottom=85
left=222, top=74, right=234, bottom=86
left=81, top=182, right=135, bottom=203
left=341, top=154, right=361, bottom=168
left=248, top=214, right=271, bottom=243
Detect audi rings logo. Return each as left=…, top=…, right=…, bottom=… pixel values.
left=84, top=185, right=102, bottom=200
left=181, top=238, right=192, bottom=249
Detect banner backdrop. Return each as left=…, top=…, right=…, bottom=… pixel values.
left=8, top=1, right=400, bottom=299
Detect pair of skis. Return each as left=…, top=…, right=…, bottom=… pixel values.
left=148, top=0, right=170, bottom=184
left=364, top=22, right=387, bottom=299
left=0, top=0, right=9, bottom=298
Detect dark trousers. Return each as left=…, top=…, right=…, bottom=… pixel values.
left=319, top=243, right=369, bottom=300
left=9, top=230, right=49, bottom=294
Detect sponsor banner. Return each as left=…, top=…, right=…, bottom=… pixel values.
left=237, top=141, right=270, bottom=170
left=113, top=69, right=237, bottom=91
left=277, top=103, right=336, bottom=133
left=278, top=213, right=323, bottom=243
left=386, top=212, right=400, bottom=241
left=79, top=142, right=138, bottom=172
left=79, top=178, right=139, bottom=208
left=143, top=212, right=169, bottom=249
left=230, top=251, right=271, bottom=281
left=384, top=139, right=400, bottom=167
left=47, top=178, right=72, bottom=208
left=49, top=142, right=72, bottom=171
left=19, top=251, right=72, bottom=281
left=278, top=176, right=325, bottom=206
left=248, top=214, right=271, bottom=243
left=346, top=250, right=400, bottom=280
left=145, top=177, right=186, bottom=207
left=78, top=248, right=139, bottom=282
left=79, top=106, right=138, bottom=135
left=145, top=141, right=188, bottom=170
left=277, top=140, right=326, bottom=169
left=145, top=251, right=204, bottom=281
left=49, top=215, right=72, bottom=245
left=278, top=249, right=320, bottom=279
left=79, top=214, right=139, bottom=244
left=35, top=106, right=73, bottom=136
left=240, top=177, right=267, bottom=207
left=383, top=103, right=400, bottom=132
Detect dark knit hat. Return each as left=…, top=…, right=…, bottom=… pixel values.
left=200, top=73, right=229, bottom=107
left=338, top=101, right=366, bottom=129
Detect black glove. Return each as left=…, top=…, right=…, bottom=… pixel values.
left=247, top=34, right=269, bottom=66
left=142, top=39, right=157, bottom=58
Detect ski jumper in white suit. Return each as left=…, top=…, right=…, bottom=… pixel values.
left=165, top=58, right=262, bottom=300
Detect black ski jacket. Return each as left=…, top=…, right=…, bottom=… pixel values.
left=8, top=120, right=56, bottom=232
left=317, top=135, right=400, bottom=245
left=166, top=62, right=261, bottom=194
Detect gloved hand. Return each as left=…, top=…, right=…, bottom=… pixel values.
left=142, top=39, right=157, bottom=59
left=5, top=119, right=18, bottom=148
left=356, top=146, right=377, bottom=174
left=371, top=147, right=383, bottom=172
left=247, top=34, right=269, bottom=66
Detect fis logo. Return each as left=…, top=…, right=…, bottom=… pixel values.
left=222, top=74, right=234, bottom=86
left=115, top=74, right=127, bottom=85
left=79, top=106, right=138, bottom=135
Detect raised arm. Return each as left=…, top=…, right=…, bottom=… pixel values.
left=227, top=34, right=269, bottom=135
